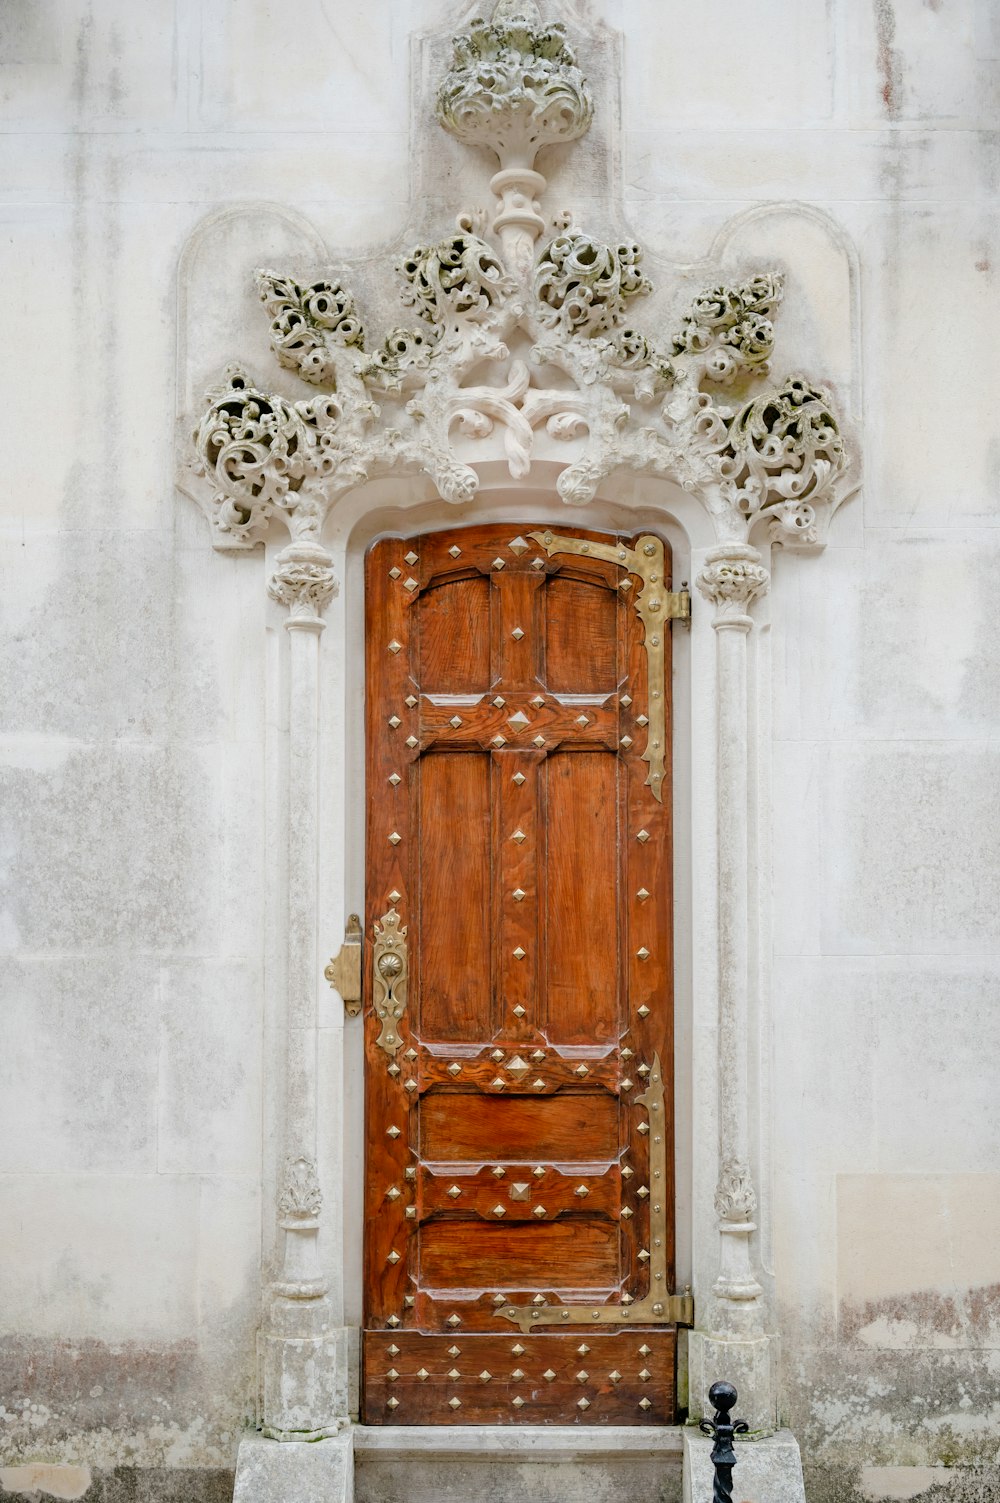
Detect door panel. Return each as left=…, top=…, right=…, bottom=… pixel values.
left=362, top=523, right=678, bottom=1425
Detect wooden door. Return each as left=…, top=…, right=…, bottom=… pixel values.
left=362, top=522, right=682, bottom=1425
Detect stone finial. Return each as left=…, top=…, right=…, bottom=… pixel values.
left=436, top=6, right=593, bottom=171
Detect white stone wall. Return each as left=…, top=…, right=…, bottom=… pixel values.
left=1, top=1, right=997, bottom=1497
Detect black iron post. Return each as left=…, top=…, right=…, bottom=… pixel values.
left=699, top=1381, right=749, bottom=1503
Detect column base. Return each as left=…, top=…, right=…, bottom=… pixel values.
left=258, top=1324, right=351, bottom=1439
left=686, top=1328, right=777, bottom=1434
left=233, top=1433, right=353, bottom=1503
left=682, top=1427, right=805, bottom=1503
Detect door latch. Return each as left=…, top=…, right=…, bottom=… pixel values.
left=325, top=913, right=363, bottom=1016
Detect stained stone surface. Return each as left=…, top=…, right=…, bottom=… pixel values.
left=1, top=0, right=998, bottom=1497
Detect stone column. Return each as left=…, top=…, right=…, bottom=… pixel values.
left=688, top=544, right=775, bottom=1434
left=257, top=540, right=349, bottom=1440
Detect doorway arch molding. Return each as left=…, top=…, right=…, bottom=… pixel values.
left=178, top=0, right=857, bottom=1455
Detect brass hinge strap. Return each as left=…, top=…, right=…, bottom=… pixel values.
left=527, top=531, right=687, bottom=803
left=497, top=1051, right=692, bottom=1332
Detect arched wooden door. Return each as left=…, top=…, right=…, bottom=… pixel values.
left=362, top=522, right=686, bottom=1425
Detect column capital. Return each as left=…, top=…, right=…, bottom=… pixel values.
left=268, top=542, right=338, bottom=630
left=696, top=544, right=769, bottom=629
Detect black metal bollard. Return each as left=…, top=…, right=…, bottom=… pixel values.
left=699, top=1381, right=749, bottom=1503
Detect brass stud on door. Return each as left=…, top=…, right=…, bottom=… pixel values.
left=447, top=1314, right=462, bottom=1327
left=386, top=1316, right=400, bottom=1328
left=512, top=1396, right=525, bottom=1408
left=511, top=627, right=525, bottom=640
left=450, top=715, right=463, bottom=728
left=388, top=715, right=401, bottom=729
left=637, top=1185, right=650, bottom=1198
left=532, top=736, right=545, bottom=748
left=543, top=1369, right=556, bottom=1382
left=387, top=1250, right=401, bottom=1264
left=576, top=1370, right=589, bottom=1383
left=621, top=1207, right=633, bottom=1220
left=639, top=1398, right=652, bottom=1411
left=609, top=1370, right=622, bottom=1384
left=512, top=888, right=526, bottom=902
left=491, top=1165, right=506, bottom=1178
left=480, top=1370, right=493, bottom=1382
left=511, top=1369, right=525, bottom=1380
left=512, top=771, right=526, bottom=786
left=386, top=1369, right=400, bottom=1381
left=389, top=567, right=402, bottom=580
left=638, top=1344, right=652, bottom=1357
left=637, top=1004, right=651, bottom=1019
left=387, top=1396, right=399, bottom=1409
left=386, top=1187, right=402, bottom=1201
left=508, top=536, right=529, bottom=555
left=620, top=695, right=632, bottom=707
left=576, top=1344, right=590, bottom=1355
left=636, top=888, right=650, bottom=902
left=512, top=1006, right=527, bottom=1018
left=389, top=890, right=402, bottom=903
left=492, top=558, right=506, bottom=571
left=512, top=946, right=526, bottom=960
left=532, top=1205, right=546, bottom=1218
left=638, top=1368, right=652, bottom=1381
left=448, top=1368, right=461, bottom=1379
left=636, top=829, right=650, bottom=844
left=403, top=577, right=418, bottom=593
left=387, top=1344, right=400, bottom=1356
left=448, top=1345, right=461, bottom=1357
left=405, top=736, right=418, bottom=748
left=511, top=1344, right=525, bottom=1356
left=416, top=1368, right=429, bottom=1380
left=447, top=1062, right=461, bottom=1076
left=388, top=832, right=402, bottom=845
left=447, top=1185, right=462, bottom=1199
left=448, top=1397, right=461, bottom=1410
left=405, top=695, right=418, bottom=707
left=448, top=545, right=462, bottom=558
left=577, top=1398, right=591, bottom=1410
left=386, top=1126, right=401, bottom=1138
left=388, top=640, right=402, bottom=654
left=388, top=773, right=401, bottom=787
left=574, top=1185, right=589, bottom=1198
left=404, top=551, right=418, bottom=566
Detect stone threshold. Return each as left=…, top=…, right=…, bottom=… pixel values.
left=352, top=1424, right=685, bottom=1459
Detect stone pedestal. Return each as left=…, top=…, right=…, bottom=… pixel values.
left=687, top=1330, right=777, bottom=1435
left=258, top=1320, right=351, bottom=1440
left=233, top=1433, right=354, bottom=1503
left=681, top=1427, right=805, bottom=1503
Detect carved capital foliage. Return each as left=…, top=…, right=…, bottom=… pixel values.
left=435, top=4, right=593, bottom=169
left=268, top=542, right=338, bottom=622
left=697, top=546, right=770, bottom=617
left=278, top=1155, right=322, bottom=1221
left=714, top=1158, right=758, bottom=1223
left=182, top=5, right=853, bottom=560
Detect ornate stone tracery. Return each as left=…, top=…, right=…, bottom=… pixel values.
left=186, top=8, right=852, bottom=565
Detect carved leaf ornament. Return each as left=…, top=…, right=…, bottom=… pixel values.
left=186, top=3, right=850, bottom=555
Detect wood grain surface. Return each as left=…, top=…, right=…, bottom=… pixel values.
left=362, top=523, right=677, bottom=1425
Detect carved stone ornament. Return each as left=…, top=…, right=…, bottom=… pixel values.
left=183, top=1, right=852, bottom=557
left=267, top=541, right=338, bottom=623
left=278, top=1155, right=323, bottom=1222
left=713, top=1158, right=758, bottom=1224
left=696, top=544, right=770, bottom=622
